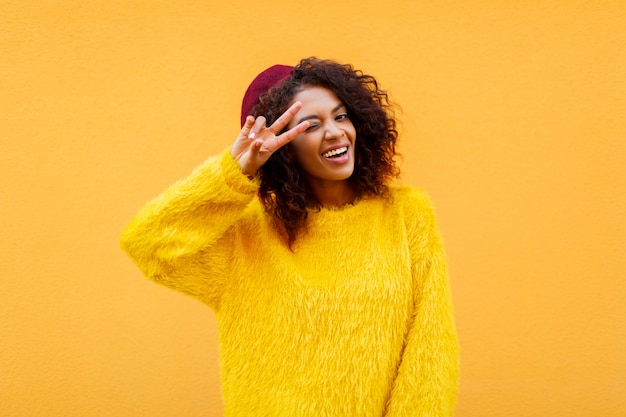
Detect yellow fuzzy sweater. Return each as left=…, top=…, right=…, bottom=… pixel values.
left=121, top=149, right=459, bottom=416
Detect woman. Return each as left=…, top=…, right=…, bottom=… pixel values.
left=121, top=57, right=459, bottom=416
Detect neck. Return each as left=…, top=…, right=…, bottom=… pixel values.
left=307, top=179, right=356, bottom=207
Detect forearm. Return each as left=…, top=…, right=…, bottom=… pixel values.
left=120, top=149, right=258, bottom=305
left=384, top=276, right=459, bottom=416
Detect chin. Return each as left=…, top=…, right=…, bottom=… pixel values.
left=332, top=167, right=355, bottom=181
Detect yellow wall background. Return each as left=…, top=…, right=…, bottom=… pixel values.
left=2, top=1, right=624, bottom=416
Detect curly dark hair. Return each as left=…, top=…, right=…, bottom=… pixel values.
left=250, top=57, right=399, bottom=248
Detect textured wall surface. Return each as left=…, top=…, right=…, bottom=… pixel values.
left=1, top=1, right=625, bottom=416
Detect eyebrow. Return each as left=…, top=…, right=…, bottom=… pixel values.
left=296, top=103, right=346, bottom=124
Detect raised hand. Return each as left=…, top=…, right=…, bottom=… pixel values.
left=231, top=102, right=310, bottom=177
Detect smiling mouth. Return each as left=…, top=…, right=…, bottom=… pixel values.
left=322, top=146, right=348, bottom=158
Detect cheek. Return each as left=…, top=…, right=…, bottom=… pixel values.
left=289, top=137, right=319, bottom=164
left=348, top=123, right=357, bottom=140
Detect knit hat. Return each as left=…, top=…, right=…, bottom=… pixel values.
left=240, top=64, right=293, bottom=127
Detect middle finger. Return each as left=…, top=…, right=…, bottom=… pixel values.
left=269, top=102, right=302, bottom=134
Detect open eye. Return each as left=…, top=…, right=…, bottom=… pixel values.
left=335, top=113, right=349, bottom=121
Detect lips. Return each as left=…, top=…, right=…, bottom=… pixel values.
left=321, top=146, right=349, bottom=159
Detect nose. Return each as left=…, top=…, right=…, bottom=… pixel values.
left=324, top=120, right=343, bottom=140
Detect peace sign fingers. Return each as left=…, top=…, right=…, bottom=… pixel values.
left=232, top=101, right=308, bottom=177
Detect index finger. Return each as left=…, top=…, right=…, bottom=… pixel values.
left=268, top=101, right=303, bottom=134
left=274, top=120, right=310, bottom=148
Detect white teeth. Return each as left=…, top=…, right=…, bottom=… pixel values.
left=322, top=146, right=348, bottom=158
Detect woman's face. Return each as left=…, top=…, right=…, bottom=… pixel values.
left=286, top=86, right=357, bottom=187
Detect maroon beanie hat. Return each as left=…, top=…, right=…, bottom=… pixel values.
left=240, top=64, right=293, bottom=127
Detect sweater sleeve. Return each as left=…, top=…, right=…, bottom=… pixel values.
left=384, top=189, right=460, bottom=417
left=120, top=149, right=258, bottom=310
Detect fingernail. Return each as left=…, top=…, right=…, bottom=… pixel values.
left=248, top=132, right=255, bottom=140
